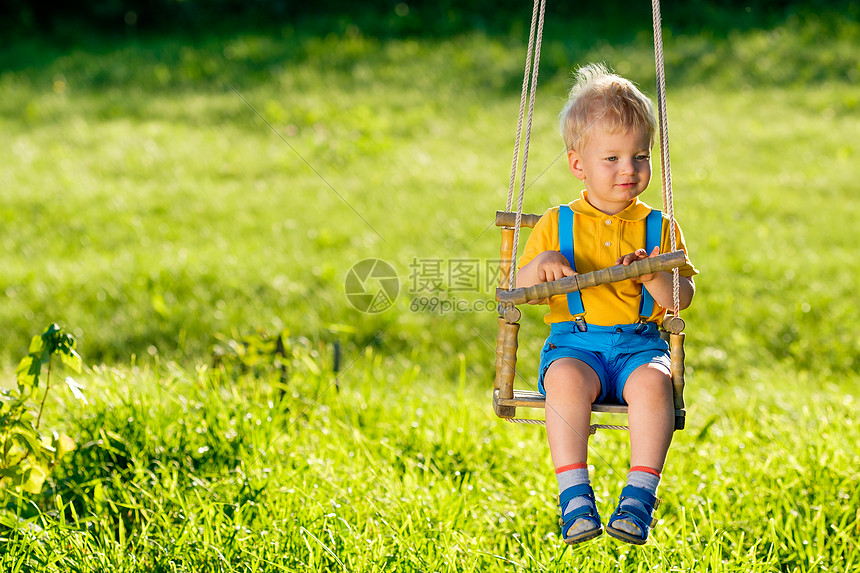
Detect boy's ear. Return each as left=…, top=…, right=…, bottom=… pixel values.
left=567, top=150, right=586, bottom=181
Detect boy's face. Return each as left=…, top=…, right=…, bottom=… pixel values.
left=567, top=127, right=652, bottom=215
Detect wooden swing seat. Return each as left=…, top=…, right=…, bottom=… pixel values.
left=493, top=211, right=687, bottom=431
left=493, top=391, right=686, bottom=430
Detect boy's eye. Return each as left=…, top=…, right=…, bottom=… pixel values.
left=605, top=156, right=618, bottom=162
left=636, top=154, right=650, bottom=161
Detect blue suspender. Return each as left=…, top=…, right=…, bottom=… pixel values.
left=558, top=206, right=663, bottom=322
left=639, top=210, right=663, bottom=319
left=558, top=205, right=585, bottom=317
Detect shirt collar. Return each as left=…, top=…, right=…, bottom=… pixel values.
left=569, top=190, right=653, bottom=221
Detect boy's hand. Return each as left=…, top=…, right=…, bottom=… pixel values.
left=616, top=246, right=660, bottom=283
left=537, top=251, right=577, bottom=283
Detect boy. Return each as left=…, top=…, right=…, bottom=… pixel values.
left=516, top=63, right=697, bottom=545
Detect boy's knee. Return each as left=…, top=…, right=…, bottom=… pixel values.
left=544, top=358, right=600, bottom=398
left=624, top=365, right=672, bottom=400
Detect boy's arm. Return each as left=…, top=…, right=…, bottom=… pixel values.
left=515, top=207, right=572, bottom=302
left=617, top=247, right=695, bottom=310
left=516, top=251, right=577, bottom=289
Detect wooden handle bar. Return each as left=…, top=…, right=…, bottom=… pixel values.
left=495, top=211, right=542, bottom=228
left=497, top=250, right=685, bottom=306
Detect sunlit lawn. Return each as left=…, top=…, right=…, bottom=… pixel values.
left=0, top=13, right=858, bottom=571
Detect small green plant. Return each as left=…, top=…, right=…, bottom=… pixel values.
left=0, top=324, right=83, bottom=494
left=212, top=328, right=323, bottom=382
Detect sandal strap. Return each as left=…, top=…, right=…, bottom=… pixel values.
left=611, top=502, right=652, bottom=528
left=562, top=502, right=598, bottom=523
left=559, top=484, right=599, bottom=530
left=559, top=484, right=595, bottom=508
left=619, top=485, right=657, bottom=509
left=610, top=485, right=659, bottom=530
left=561, top=504, right=600, bottom=533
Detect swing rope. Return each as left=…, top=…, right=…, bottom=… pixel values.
left=506, top=0, right=540, bottom=213
left=506, top=417, right=629, bottom=433
left=651, top=0, right=681, bottom=317
left=507, top=0, right=547, bottom=292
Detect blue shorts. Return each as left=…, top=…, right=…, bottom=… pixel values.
left=538, top=321, right=670, bottom=405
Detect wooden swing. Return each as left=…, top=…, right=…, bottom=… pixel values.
left=492, top=0, right=688, bottom=432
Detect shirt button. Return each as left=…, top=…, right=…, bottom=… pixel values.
left=604, top=241, right=612, bottom=247
left=605, top=220, right=612, bottom=225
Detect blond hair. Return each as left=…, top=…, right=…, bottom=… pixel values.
left=559, top=63, right=657, bottom=152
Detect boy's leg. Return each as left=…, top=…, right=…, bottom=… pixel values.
left=608, top=363, right=673, bottom=543
left=544, top=357, right=601, bottom=468
left=544, top=358, right=602, bottom=543
left=623, top=363, right=674, bottom=471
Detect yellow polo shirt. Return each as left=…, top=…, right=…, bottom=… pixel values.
left=518, top=191, right=698, bottom=326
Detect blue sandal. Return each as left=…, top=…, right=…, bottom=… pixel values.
left=605, top=485, right=660, bottom=545
left=558, top=484, right=603, bottom=545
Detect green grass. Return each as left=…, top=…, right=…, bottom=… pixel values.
left=1, top=11, right=859, bottom=571
left=1, top=358, right=857, bottom=571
